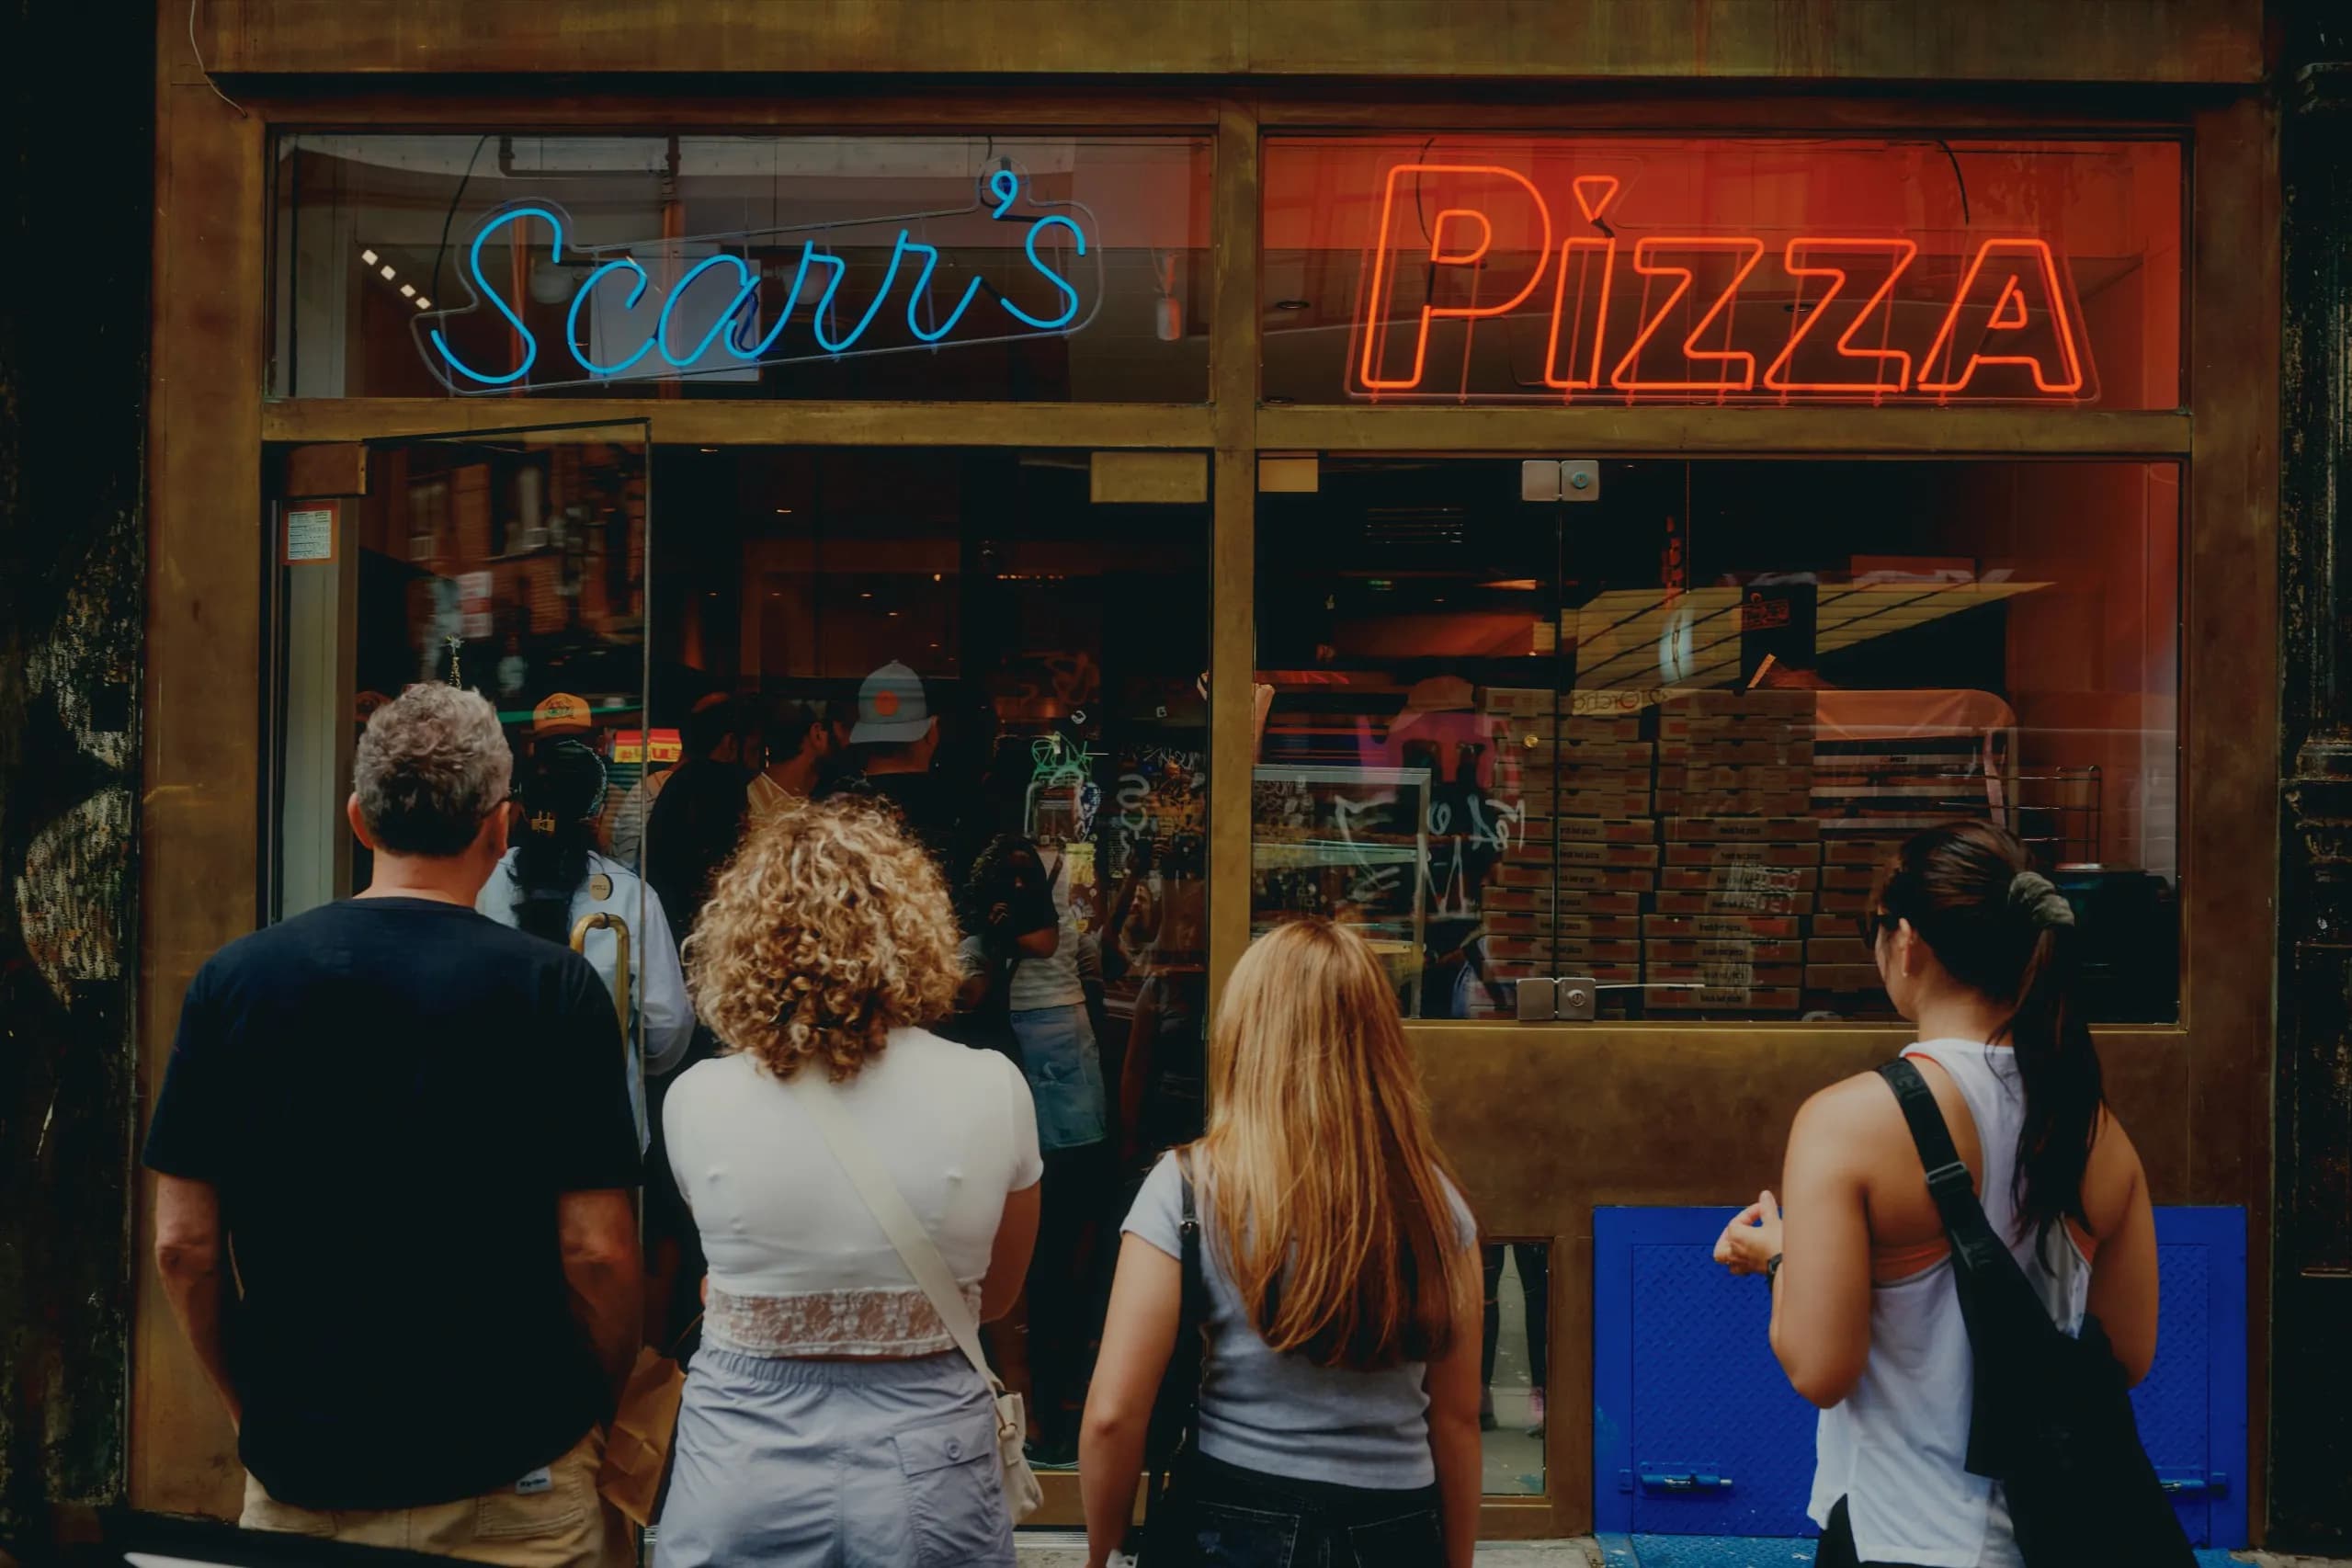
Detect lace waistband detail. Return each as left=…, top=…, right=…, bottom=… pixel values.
left=704, top=1282, right=983, bottom=1358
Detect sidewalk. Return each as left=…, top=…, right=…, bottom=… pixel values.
left=1016, top=1535, right=2350, bottom=1565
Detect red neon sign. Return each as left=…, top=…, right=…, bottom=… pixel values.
left=1348, top=162, right=2096, bottom=404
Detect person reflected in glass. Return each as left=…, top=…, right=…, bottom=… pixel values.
left=1080, top=919, right=1484, bottom=1568
left=478, top=734, right=694, bottom=1153
left=1711, top=822, right=2160, bottom=1568
left=1478, top=1244, right=1549, bottom=1437
left=744, top=694, right=838, bottom=828
left=656, top=799, right=1043, bottom=1568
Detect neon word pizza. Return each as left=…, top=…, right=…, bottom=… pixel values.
left=417, top=168, right=1099, bottom=393
left=1351, top=164, right=2096, bottom=404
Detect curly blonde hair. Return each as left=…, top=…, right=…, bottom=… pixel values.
left=685, top=796, right=962, bottom=1081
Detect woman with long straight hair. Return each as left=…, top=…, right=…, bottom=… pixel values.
left=1712, top=821, right=2161, bottom=1568
left=1079, top=918, right=1484, bottom=1568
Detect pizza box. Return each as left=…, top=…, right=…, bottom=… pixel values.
left=1654, top=764, right=1812, bottom=791
left=1658, top=737, right=1819, bottom=766
left=1653, top=888, right=1816, bottom=916
left=1643, top=913, right=1807, bottom=940
left=1651, top=961, right=1804, bottom=988
left=1818, top=887, right=1875, bottom=915
left=1656, top=715, right=1812, bottom=744
left=1806, top=962, right=1886, bottom=992
left=1663, top=840, right=1822, bottom=869
left=1653, top=790, right=1815, bottom=818
left=1558, top=864, right=1658, bottom=893
left=1646, top=937, right=1805, bottom=965
left=1551, top=939, right=1642, bottom=965
left=1557, top=839, right=1662, bottom=869
left=1551, top=814, right=1661, bottom=844
left=1821, top=864, right=1882, bottom=892
left=1805, top=936, right=1875, bottom=965
left=1551, top=889, right=1646, bottom=915
left=1659, top=865, right=1820, bottom=893
left=1822, top=835, right=1909, bottom=866
left=1665, top=816, right=1824, bottom=844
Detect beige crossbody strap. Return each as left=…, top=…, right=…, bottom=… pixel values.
left=785, top=1069, right=998, bottom=1389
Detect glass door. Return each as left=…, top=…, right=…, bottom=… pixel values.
left=270, top=420, right=653, bottom=919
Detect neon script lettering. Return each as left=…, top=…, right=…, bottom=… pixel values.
left=420, top=169, right=1097, bottom=393
left=1353, top=163, right=2095, bottom=403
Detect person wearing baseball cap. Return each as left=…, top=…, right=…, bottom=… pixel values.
left=842, top=661, right=965, bottom=880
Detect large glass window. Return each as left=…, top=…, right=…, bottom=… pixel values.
left=1263, top=137, right=2181, bottom=409
left=1253, top=458, right=2179, bottom=1023
left=273, top=136, right=1212, bottom=402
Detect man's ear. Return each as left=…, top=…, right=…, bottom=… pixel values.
left=346, top=793, right=378, bottom=850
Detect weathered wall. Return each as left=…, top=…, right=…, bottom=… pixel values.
left=0, top=0, right=152, bottom=1544
left=2274, top=0, right=2352, bottom=1552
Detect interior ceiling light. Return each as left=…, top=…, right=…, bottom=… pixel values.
left=1273, top=298, right=1311, bottom=312
left=399, top=283, right=416, bottom=299
left=380, top=264, right=397, bottom=281
left=360, top=248, right=380, bottom=266
left=413, top=296, right=432, bottom=311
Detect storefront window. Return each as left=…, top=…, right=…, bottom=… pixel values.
left=1263, top=137, right=2181, bottom=409
left=272, top=135, right=1212, bottom=402
left=271, top=439, right=1212, bottom=1450
left=1253, top=458, right=2179, bottom=1023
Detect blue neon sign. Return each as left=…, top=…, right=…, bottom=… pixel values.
left=413, top=166, right=1100, bottom=394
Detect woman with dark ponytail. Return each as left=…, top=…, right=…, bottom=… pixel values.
left=477, top=738, right=695, bottom=1150
left=1713, top=821, right=2160, bottom=1568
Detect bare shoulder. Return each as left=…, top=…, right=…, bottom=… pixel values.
left=2082, top=1103, right=2148, bottom=1236
left=1789, top=1071, right=1905, bottom=1169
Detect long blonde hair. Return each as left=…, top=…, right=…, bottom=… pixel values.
left=1195, top=918, right=1473, bottom=1369
left=684, top=797, right=961, bottom=1081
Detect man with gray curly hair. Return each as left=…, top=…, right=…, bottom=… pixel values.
left=144, top=683, right=642, bottom=1565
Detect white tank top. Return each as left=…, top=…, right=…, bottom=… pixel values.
left=1809, top=1040, right=2092, bottom=1568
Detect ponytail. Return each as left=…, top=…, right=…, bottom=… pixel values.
left=510, top=740, right=608, bottom=947
left=1878, top=824, right=2104, bottom=1250
left=2001, top=870, right=2103, bottom=1250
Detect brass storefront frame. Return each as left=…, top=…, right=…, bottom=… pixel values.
left=143, top=11, right=2277, bottom=1539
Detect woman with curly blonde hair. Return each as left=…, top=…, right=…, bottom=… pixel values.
left=655, top=798, right=1042, bottom=1568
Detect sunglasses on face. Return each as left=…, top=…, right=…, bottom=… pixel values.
left=1859, top=908, right=1901, bottom=942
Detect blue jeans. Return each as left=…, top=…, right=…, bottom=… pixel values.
left=1162, top=1454, right=1445, bottom=1568
left=1009, top=1003, right=1108, bottom=1152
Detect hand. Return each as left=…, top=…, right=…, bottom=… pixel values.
left=989, top=901, right=1012, bottom=927
left=1713, top=1189, right=1785, bottom=1278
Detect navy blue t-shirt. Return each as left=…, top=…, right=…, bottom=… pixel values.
left=142, top=896, right=640, bottom=1510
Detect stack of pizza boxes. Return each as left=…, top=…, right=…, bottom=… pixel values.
left=1808, top=829, right=1908, bottom=1013
left=1477, top=688, right=1656, bottom=1007
left=1646, top=690, right=1820, bottom=1014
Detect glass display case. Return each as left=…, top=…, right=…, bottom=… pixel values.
left=1252, top=764, right=1431, bottom=1013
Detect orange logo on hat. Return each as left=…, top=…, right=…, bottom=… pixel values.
left=874, top=691, right=901, bottom=718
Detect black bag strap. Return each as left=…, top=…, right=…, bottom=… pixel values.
left=1876, top=1057, right=2015, bottom=1278
left=1142, top=1151, right=1208, bottom=1546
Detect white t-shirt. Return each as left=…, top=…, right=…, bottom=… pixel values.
left=1006, top=850, right=1085, bottom=1012
left=664, top=1030, right=1044, bottom=1356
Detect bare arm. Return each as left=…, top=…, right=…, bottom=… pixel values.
left=1080, top=1233, right=1183, bottom=1568
left=982, top=1181, right=1042, bottom=1322
left=2085, top=1111, right=2160, bottom=1385
left=558, top=1188, right=642, bottom=1405
left=1728, top=1086, right=1875, bottom=1408
left=153, top=1175, right=240, bottom=1426
left=1425, top=1245, right=1488, bottom=1568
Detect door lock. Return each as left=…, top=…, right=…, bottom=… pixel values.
left=1515, top=975, right=1598, bottom=1021
left=1519, top=459, right=1602, bottom=503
